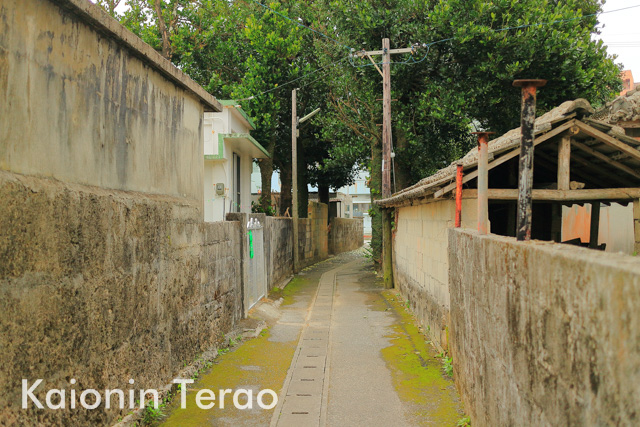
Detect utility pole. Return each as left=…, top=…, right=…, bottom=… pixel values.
left=356, top=39, right=418, bottom=289
left=292, top=88, right=299, bottom=272
left=291, top=89, right=320, bottom=273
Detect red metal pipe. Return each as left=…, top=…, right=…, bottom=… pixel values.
left=455, top=162, right=463, bottom=228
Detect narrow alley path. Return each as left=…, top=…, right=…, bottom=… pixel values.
left=162, top=250, right=464, bottom=426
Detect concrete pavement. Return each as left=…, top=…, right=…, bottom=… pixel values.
left=161, top=249, right=464, bottom=426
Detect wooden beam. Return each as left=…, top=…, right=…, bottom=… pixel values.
left=570, top=139, right=640, bottom=181
left=557, top=136, right=571, bottom=190
left=461, top=188, right=640, bottom=201
left=574, top=121, right=640, bottom=162
left=589, top=202, right=600, bottom=249
left=433, top=119, right=579, bottom=199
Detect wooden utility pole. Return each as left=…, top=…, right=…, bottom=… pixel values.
left=358, top=39, right=417, bottom=289
left=382, top=38, right=392, bottom=199
left=292, top=88, right=299, bottom=272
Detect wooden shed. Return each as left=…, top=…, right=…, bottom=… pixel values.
left=379, top=99, right=640, bottom=254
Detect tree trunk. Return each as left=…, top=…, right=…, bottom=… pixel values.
left=370, top=140, right=383, bottom=270
left=318, top=184, right=330, bottom=205
left=153, top=0, right=172, bottom=60
left=258, top=158, right=273, bottom=212
left=280, top=165, right=292, bottom=217
left=394, top=128, right=412, bottom=191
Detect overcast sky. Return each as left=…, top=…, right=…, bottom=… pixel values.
left=596, top=0, right=640, bottom=78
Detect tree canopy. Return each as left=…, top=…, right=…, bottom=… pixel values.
left=98, top=0, right=622, bottom=262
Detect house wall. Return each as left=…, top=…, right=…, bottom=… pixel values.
left=0, top=0, right=205, bottom=214
left=448, top=228, right=640, bottom=427
left=329, top=218, right=364, bottom=254
left=393, top=199, right=477, bottom=350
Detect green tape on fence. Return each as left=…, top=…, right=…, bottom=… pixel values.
left=249, top=230, right=254, bottom=259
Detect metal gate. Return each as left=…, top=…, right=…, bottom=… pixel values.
left=246, top=221, right=267, bottom=310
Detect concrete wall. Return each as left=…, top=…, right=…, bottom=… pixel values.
left=297, top=202, right=329, bottom=270
left=393, top=199, right=476, bottom=350
left=329, top=217, right=364, bottom=254
left=0, top=172, right=242, bottom=425
left=264, top=217, right=294, bottom=290
left=0, top=0, right=213, bottom=214
left=448, top=228, right=640, bottom=427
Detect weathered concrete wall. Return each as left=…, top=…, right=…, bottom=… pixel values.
left=393, top=199, right=476, bottom=350
left=264, top=217, right=293, bottom=290
left=329, top=218, right=364, bottom=254
left=449, top=228, right=640, bottom=427
left=0, top=0, right=216, bottom=213
left=297, top=202, right=329, bottom=269
left=0, top=171, right=242, bottom=425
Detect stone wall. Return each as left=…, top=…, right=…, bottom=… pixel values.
left=0, top=171, right=242, bottom=425
left=328, top=218, right=364, bottom=254
left=448, top=228, right=640, bottom=427
left=297, top=202, right=329, bottom=269
left=393, top=199, right=476, bottom=350
left=264, top=217, right=294, bottom=290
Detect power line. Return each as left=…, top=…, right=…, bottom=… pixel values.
left=248, top=0, right=353, bottom=51
left=234, top=56, right=349, bottom=101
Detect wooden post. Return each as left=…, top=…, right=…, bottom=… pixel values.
left=513, top=79, right=546, bottom=241
left=589, top=202, right=601, bottom=249
left=382, top=38, right=393, bottom=288
left=557, top=135, right=571, bottom=190
left=292, top=88, right=299, bottom=272
left=634, top=199, right=640, bottom=255
left=382, top=38, right=392, bottom=199
left=473, top=132, right=494, bottom=234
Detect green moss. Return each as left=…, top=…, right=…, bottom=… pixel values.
left=161, top=329, right=296, bottom=426
left=377, top=290, right=463, bottom=425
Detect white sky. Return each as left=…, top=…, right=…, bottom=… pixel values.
left=596, top=0, right=640, bottom=79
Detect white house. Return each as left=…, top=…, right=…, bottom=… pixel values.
left=204, top=100, right=270, bottom=222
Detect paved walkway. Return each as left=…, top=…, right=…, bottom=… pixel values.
left=162, top=250, right=464, bottom=426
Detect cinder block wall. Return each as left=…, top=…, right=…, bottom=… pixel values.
left=0, top=172, right=242, bottom=425
left=329, top=218, right=364, bottom=254
left=264, top=217, right=294, bottom=289
left=393, top=199, right=476, bottom=350
left=449, top=228, right=640, bottom=426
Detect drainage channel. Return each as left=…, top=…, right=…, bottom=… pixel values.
left=270, top=260, right=359, bottom=427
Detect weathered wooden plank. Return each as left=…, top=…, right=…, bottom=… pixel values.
left=570, top=138, right=640, bottom=181
left=574, top=121, right=640, bottom=162
left=461, top=188, right=640, bottom=201
left=557, top=136, right=571, bottom=190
